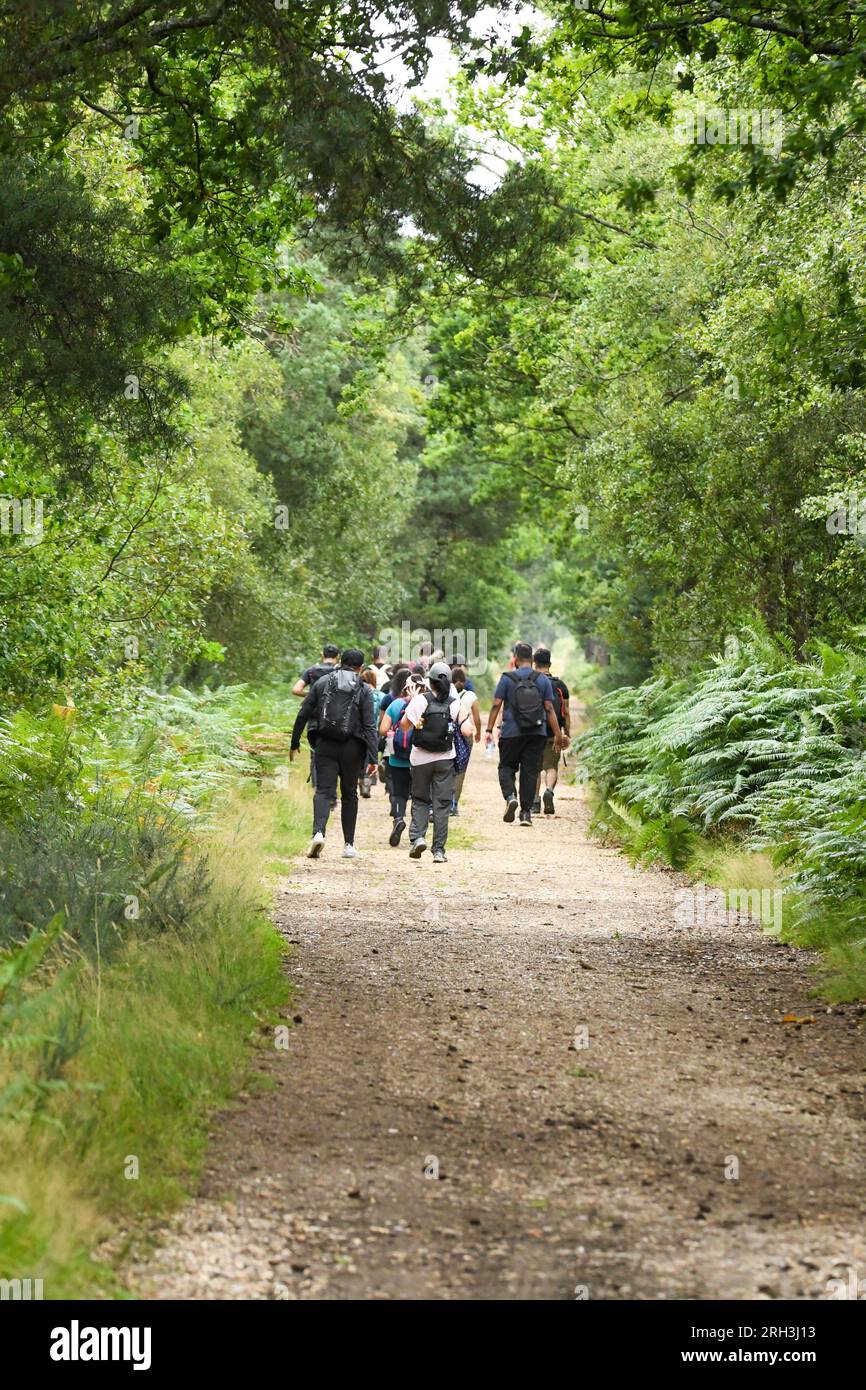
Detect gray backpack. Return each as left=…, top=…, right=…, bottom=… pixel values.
left=506, top=669, right=546, bottom=732
left=318, top=670, right=363, bottom=742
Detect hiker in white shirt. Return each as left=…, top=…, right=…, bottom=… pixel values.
left=450, top=664, right=481, bottom=815
left=399, top=661, right=473, bottom=864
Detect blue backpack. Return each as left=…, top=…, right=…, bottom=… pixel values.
left=453, top=722, right=471, bottom=772
left=391, top=699, right=414, bottom=758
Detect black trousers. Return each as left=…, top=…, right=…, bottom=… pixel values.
left=498, top=735, right=546, bottom=812
left=389, top=763, right=411, bottom=820
left=313, top=736, right=366, bottom=842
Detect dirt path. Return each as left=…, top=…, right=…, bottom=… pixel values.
left=131, top=748, right=866, bottom=1300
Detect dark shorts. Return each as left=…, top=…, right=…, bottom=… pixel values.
left=541, top=737, right=560, bottom=772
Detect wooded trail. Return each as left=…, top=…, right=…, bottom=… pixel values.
left=132, top=749, right=866, bottom=1300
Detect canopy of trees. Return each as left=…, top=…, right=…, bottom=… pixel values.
left=2, top=1, right=866, bottom=700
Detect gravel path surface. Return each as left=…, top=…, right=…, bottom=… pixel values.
left=130, top=749, right=866, bottom=1300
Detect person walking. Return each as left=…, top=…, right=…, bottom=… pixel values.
left=452, top=653, right=476, bottom=693
left=290, top=648, right=378, bottom=859
left=400, top=661, right=471, bottom=863
left=450, top=664, right=481, bottom=814
left=370, top=645, right=392, bottom=690
left=291, top=643, right=339, bottom=697
left=375, top=665, right=399, bottom=795
left=359, top=667, right=386, bottom=798
left=378, top=665, right=414, bottom=845
left=485, top=641, right=567, bottom=826
left=290, top=642, right=340, bottom=794
left=531, top=647, right=571, bottom=815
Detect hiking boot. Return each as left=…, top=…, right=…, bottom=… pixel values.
left=519, top=809, right=532, bottom=827
left=531, top=799, right=542, bottom=815
left=543, top=788, right=555, bottom=816
left=341, top=843, right=360, bottom=858
left=503, top=795, right=518, bottom=823
left=307, top=831, right=325, bottom=859
left=409, top=838, right=428, bottom=859
left=389, top=817, right=406, bottom=847
left=432, top=848, right=448, bottom=864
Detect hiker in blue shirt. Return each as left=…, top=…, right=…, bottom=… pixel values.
left=485, top=640, right=567, bottom=826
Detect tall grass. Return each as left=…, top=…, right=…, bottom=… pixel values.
left=0, top=688, right=308, bottom=1298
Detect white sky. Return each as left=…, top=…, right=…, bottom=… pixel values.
left=381, top=4, right=540, bottom=190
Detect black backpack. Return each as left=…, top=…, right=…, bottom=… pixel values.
left=549, top=675, right=569, bottom=725
left=413, top=693, right=455, bottom=753
left=506, top=669, right=546, bottom=732
left=317, top=670, right=364, bottom=743
left=305, top=664, right=334, bottom=739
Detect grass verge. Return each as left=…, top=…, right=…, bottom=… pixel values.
left=0, top=767, right=308, bottom=1299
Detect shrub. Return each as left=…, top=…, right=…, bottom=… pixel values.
left=577, top=625, right=866, bottom=995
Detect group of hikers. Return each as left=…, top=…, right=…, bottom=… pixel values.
left=289, top=639, right=572, bottom=863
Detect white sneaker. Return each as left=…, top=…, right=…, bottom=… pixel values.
left=342, top=843, right=361, bottom=859
left=307, top=831, right=325, bottom=859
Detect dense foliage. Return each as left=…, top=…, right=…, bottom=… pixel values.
left=578, top=627, right=866, bottom=996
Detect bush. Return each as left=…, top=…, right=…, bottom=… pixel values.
left=0, top=787, right=209, bottom=958
left=577, top=625, right=866, bottom=997
left=0, top=688, right=306, bottom=1296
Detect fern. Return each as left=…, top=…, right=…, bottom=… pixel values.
left=578, top=627, right=866, bottom=911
